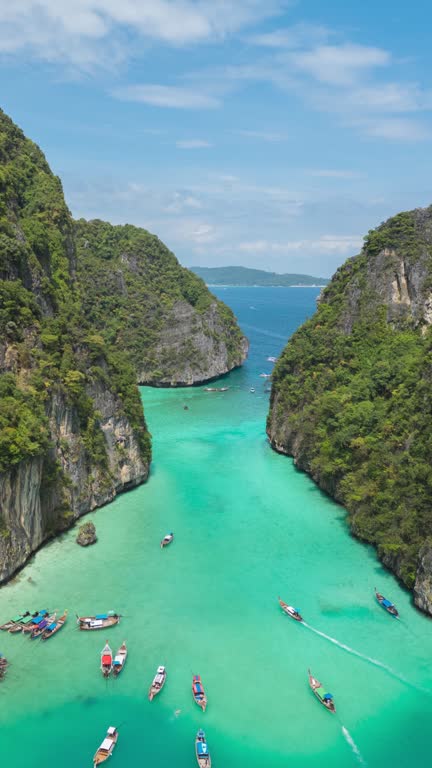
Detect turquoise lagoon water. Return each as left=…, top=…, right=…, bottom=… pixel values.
left=1, top=287, right=432, bottom=768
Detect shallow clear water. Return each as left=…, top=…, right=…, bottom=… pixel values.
left=1, top=287, right=432, bottom=768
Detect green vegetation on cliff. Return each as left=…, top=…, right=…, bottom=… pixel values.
left=191, top=265, right=328, bottom=287
left=75, top=219, right=247, bottom=384
left=268, top=206, right=432, bottom=590
left=0, top=108, right=150, bottom=475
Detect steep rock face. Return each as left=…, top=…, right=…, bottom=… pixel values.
left=141, top=300, right=249, bottom=386
left=268, top=206, right=432, bottom=614
left=0, top=108, right=150, bottom=581
left=74, top=219, right=248, bottom=385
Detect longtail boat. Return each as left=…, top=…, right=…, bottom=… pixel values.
left=160, top=533, right=174, bottom=548
left=375, top=588, right=399, bottom=617
left=0, top=654, right=8, bottom=679
left=9, top=610, right=47, bottom=634
left=308, top=669, right=336, bottom=713
left=192, top=675, right=207, bottom=712
left=113, top=642, right=127, bottom=677
left=93, top=726, right=118, bottom=766
left=41, top=610, right=68, bottom=640
left=195, top=729, right=211, bottom=767
left=278, top=597, right=303, bottom=622
left=204, top=387, right=229, bottom=392
left=76, top=612, right=120, bottom=630
left=101, top=641, right=113, bottom=677
left=149, top=665, right=166, bottom=700
left=22, top=610, right=49, bottom=634
left=0, top=612, right=31, bottom=631
left=30, top=613, right=57, bottom=639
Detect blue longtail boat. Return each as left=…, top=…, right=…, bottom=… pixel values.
left=375, top=589, right=399, bottom=617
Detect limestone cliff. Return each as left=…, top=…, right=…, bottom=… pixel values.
left=267, top=206, right=432, bottom=615
left=74, top=219, right=248, bottom=386
left=0, top=108, right=149, bottom=581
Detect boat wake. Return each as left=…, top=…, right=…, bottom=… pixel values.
left=341, top=726, right=367, bottom=766
left=302, top=622, right=428, bottom=692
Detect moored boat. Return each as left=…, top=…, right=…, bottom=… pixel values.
left=41, top=610, right=68, bottom=640
left=22, top=609, right=49, bottom=634
left=192, top=675, right=207, bottom=712
left=9, top=610, right=47, bottom=634
left=0, top=654, right=8, bottom=679
left=31, top=612, right=57, bottom=639
left=160, top=533, right=174, bottom=548
left=195, top=729, right=211, bottom=767
left=93, top=726, right=118, bottom=766
left=278, top=597, right=303, bottom=622
left=0, top=612, right=31, bottom=631
left=77, top=612, right=120, bottom=630
left=375, top=588, right=399, bottom=617
left=149, top=665, right=166, bottom=700
left=101, top=641, right=113, bottom=677
left=308, top=669, right=336, bottom=713
left=113, top=642, right=127, bottom=677
left=204, top=387, right=229, bottom=392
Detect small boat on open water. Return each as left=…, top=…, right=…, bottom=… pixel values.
left=195, top=729, right=211, bottom=767
left=278, top=597, right=303, bottom=622
left=375, top=588, right=399, bottom=617
left=0, top=654, right=8, bottom=679
left=77, top=612, right=120, bottom=630
left=9, top=610, right=48, bottom=634
left=149, top=665, right=166, bottom=700
left=204, top=387, right=229, bottom=392
left=0, top=612, right=31, bottom=631
left=101, top=641, right=113, bottom=677
left=161, top=533, right=174, bottom=548
left=308, top=669, right=336, bottom=713
left=192, top=675, right=207, bottom=712
left=30, top=612, right=56, bottom=639
left=113, top=642, right=127, bottom=677
left=22, top=609, right=49, bottom=634
left=93, top=726, right=118, bottom=766
left=41, top=610, right=68, bottom=640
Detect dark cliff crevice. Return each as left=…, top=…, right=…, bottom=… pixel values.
left=267, top=205, right=432, bottom=616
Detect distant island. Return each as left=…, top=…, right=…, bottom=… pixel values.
left=191, top=266, right=329, bottom=287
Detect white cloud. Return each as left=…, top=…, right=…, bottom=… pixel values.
left=248, top=23, right=330, bottom=49
left=355, top=117, right=432, bottom=141
left=290, top=43, right=390, bottom=86
left=307, top=169, right=364, bottom=179
left=236, top=129, right=289, bottom=142
left=238, top=235, right=363, bottom=254
left=113, top=84, right=220, bottom=109
left=0, top=0, right=287, bottom=68
left=176, top=139, right=213, bottom=149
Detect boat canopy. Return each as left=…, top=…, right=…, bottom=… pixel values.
left=114, top=657, right=122, bottom=665
left=96, top=614, right=108, bottom=620
left=12, top=615, right=23, bottom=622
left=99, top=739, right=113, bottom=752
left=382, top=599, right=393, bottom=608
left=154, top=673, right=164, bottom=684
left=315, top=686, right=326, bottom=698
left=197, top=743, right=209, bottom=756
left=194, top=683, right=203, bottom=694
left=323, top=693, right=333, bottom=700
left=46, top=623, right=57, bottom=631
left=157, top=666, right=165, bottom=673
left=21, top=616, right=34, bottom=624
left=102, top=655, right=112, bottom=664
left=107, top=727, right=116, bottom=735
left=33, top=615, right=46, bottom=624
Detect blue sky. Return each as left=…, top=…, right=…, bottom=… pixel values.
left=2, top=0, right=432, bottom=278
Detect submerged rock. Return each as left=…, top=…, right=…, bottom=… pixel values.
left=76, top=522, right=97, bottom=547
